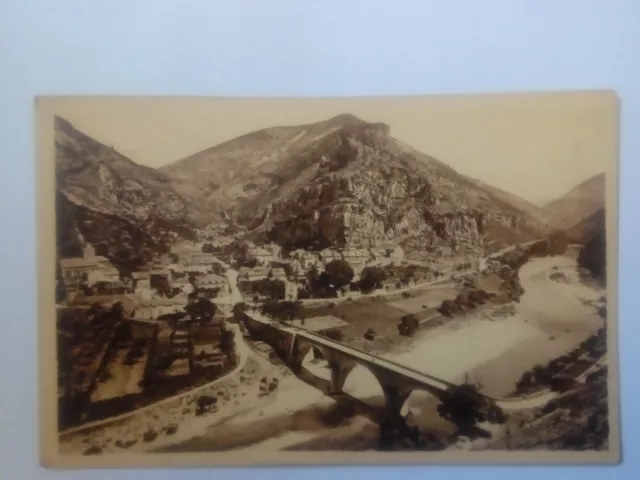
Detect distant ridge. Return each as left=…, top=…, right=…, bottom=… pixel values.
left=543, top=173, right=605, bottom=229
left=160, top=114, right=547, bottom=255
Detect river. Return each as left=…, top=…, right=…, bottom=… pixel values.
left=160, top=254, right=605, bottom=452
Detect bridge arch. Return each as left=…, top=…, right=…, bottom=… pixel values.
left=341, top=363, right=386, bottom=408
left=300, top=348, right=333, bottom=381
left=399, top=387, right=441, bottom=425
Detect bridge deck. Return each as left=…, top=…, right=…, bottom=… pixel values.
left=248, top=310, right=456, bottom=392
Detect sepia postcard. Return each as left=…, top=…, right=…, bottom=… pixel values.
left=36, top=92, right=620, bottom=468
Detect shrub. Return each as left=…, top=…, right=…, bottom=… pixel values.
left=549, top=376, right=577, bottom=392
left=165, top=425, right=178, bottom=435
left=197, top=395, right=218, bottom=409
left=532, top=364, right=553, bottom=385
left=516, top=371, right=533, bottom=391
left=359, top=266, right=387, bottom=293
left=83, top=445, right=103, bottom=455
left=438, top=299, right=458, bottom=317
left=397, top=314, right=419, bottom=337
left=436, top=384, right=501, bottom=431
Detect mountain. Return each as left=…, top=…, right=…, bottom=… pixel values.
left=566, top=208, right=605, bottom=243
left=55, top=116, right=198, bottom=272
left=162, top=114, right=546, bottom=258
left=469, top=179, right=551, bottom=228
left=160, top=113, right=367, bottom=215
left=543, top=173, right=605, bottom=229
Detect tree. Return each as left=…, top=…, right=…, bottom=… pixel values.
left=438, top=299, right=459, bottom=317
left=202, top=243, right=214, bottom=253
left=324, top=260, right=354, bottom=290
left=185, top=297, right=217, bottom=324
left=306, top=264, right=320, bottom=290
left=359, top=266, right=386, bottom=293
left=114, top=322, right=133, bottom=343
left=88, top=302, right=104, bottom=321
left=531, top=364, right=553, bottom=385
left=397, top=314, right=419, bottom=337
left=219, top=328, right=235, bottom=352
left=436, top=384, right=500, bottom=433
left=150, top=275, right=171, bottom=297
left=55, top=261, right=67, bottom=303
left=261, top=300, right=301, bottom=321
left=578, top=229, right=606, bottom=283
left=250, top=278, right=285, bottom=300
left=402, top=265, right=418, bottom=285
left=232, top=302, right=248, bottom=320
left=547, top=230, right=568, bottom=256
left=110, top=301, right=125, bottom=320
left=516, top=371, right=533, bottom=392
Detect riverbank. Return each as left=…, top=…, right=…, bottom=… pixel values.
left=60, top=253, right=606, bottom=455
left=159, top=254, right=604, bottom=452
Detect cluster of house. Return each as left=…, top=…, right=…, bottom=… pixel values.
left=238, top=265, right=287, bottom=282
left=59, top=241, right=232, bottom=323
left=59, top=244, right=121, bottom=290
left=288, top=245, right=405, bottom=275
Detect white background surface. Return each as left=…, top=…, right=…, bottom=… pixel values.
left=1, top=1, right=638, bottom=478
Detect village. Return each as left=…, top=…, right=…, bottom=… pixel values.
left=55, top=235, right=485, bottom=430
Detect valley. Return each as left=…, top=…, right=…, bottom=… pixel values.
left=52, top=112, right=609, bottom=456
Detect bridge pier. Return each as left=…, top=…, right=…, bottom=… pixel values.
left=328, top=361, right=356, bottom=395
left=289, top=334, right=313, bottom=373
left=381, top=384, right=412, bottom=419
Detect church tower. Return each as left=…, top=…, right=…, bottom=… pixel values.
left=83, top=244, right=96, bottom=259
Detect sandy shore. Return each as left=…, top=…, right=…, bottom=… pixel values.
left=60, top=255, right=605, bottom=454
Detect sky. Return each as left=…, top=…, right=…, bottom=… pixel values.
left=46, top=92, right=617, bottom=205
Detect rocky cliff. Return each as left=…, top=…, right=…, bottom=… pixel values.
left=55, top=116, right=198, bottom=272
left=218, top=119, right=546, bottom=257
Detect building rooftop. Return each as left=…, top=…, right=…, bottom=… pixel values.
left=186, top=254, right=220, bottom=265
left=195, top=273, right=226, bottom=285
left=164, top=358, right=190, bottom=377
left=139, top=296, right=188, bottom=307
left=68, top=294, right=137, bottom=317
left=288, top=315, right=349, bottom=332
left=60, top=257, right=99, bottom=269
left=150, top=269, right=170, bottom=276
left=194, top=344, right=223, bottom=356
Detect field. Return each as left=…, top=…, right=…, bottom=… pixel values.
left=300, top=283, right=460, bottom=353
left=90, top=323, right=156, bottom=402
left=388, top=286, right=458, bottom=314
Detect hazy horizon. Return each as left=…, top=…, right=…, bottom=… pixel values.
left=50, top=93, right=616, bottom=206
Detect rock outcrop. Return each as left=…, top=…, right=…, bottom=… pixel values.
left=55, top=116, right=198, bottom=272
left=218, top=118, right=545, bottom=256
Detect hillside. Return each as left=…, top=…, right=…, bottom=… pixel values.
left=566, top=208, right=605, bottom=243
left=162, top=114, right=546, bottom=258
left=543, top=173, right=605, bottom=229
left=55, top=116, right=198, bottom=272
left=160, top=114, right=367, bottom=215
left=470, top=179, right=551, bottom=228
left=569, top=208, right=607, bottom=283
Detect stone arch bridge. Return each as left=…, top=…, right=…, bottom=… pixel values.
left=239, top=309, right=475, bottom=419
